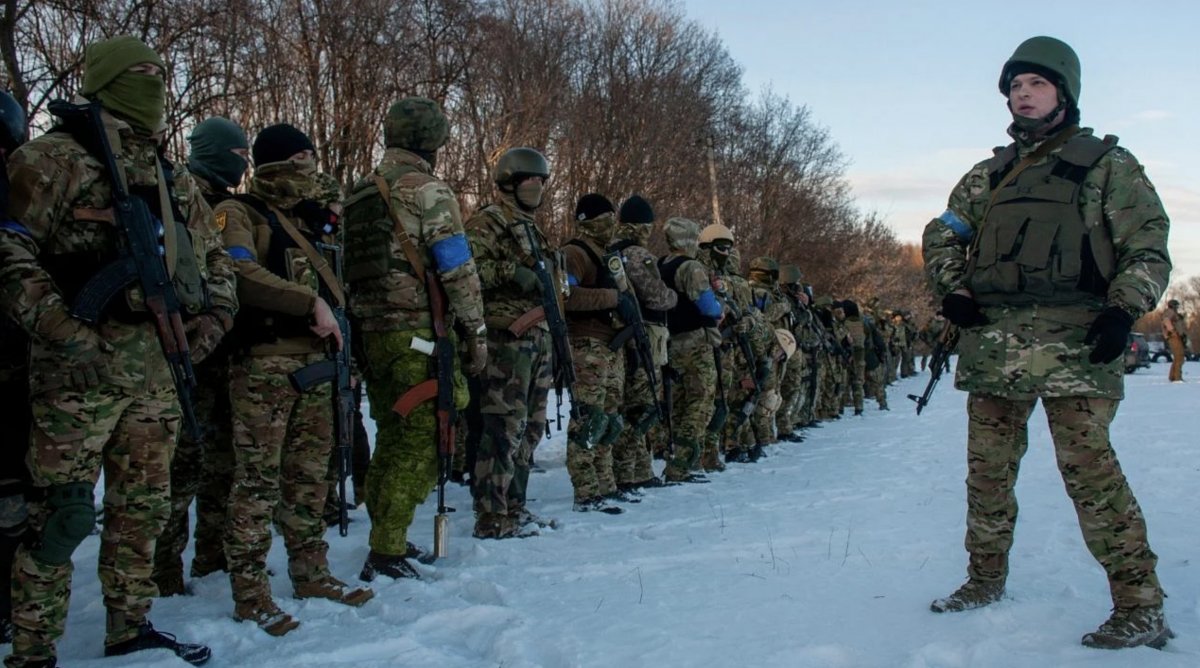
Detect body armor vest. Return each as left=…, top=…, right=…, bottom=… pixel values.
left=659, top=255, right=715, bottom=335
left=342, top=164, right=419, bottom=283
left=233, top=194, right=322, bottom=340
left=969, top=134, right=1118, bottom=306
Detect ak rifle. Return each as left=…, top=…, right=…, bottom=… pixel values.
left=907, top=324, right=958, bottom=415
left=520, top=219, right=578, bottom=421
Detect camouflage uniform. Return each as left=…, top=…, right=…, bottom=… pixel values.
left=218, top=138, right=371, bottom=633
left=839, top=304, right=866, bottom=414
left=609, top=209, right=676, bottom=489
left=345, top=100, right=485, bottom=574
left=923, top=38, right=1171, bottom=638
left=659, top=219, right=722, bottom=481
left=465, top=186, right=557, bottom=535
left=748, top=260, right=790, bottom=442
left=0, top=96, right=236, bottom=664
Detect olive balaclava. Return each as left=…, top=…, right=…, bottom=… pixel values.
left=82, top=35, right=167, bottom=136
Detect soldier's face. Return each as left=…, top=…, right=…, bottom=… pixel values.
left=1008, top=73, right=1060, bottom=120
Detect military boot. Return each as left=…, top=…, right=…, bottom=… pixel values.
left=930, top=579, right=1005, bottom=613
left=104, top=622, right=212, bottom=666
left=572, top=497, right=624, bottom=515
left=189, top=551, right=227, bottom=578
left=153, top=569, right=187, bottom=597
left=234, top=596, right=300, bottom=636
left=748, top=444, right=767, bottom=462
left=359, top=550, right=421, bottom=582
left=294, top=575, right=374, bottom=607
left=1081, top=606, right=1174, bottom=649
left=473, top=512, right=517, bottom=539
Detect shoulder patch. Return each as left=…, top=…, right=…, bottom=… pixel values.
left=606, top=255, right=623, bottom=273
left=214, top=210, right=227, bottom=231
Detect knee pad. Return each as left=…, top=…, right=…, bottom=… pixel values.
left=633, top=406, right=660, bottom=436
left=33, top=482, right=95, bottom=566
left=599, top=414, right=624, bottom=446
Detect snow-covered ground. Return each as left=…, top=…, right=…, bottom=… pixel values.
left=10, top=361, right=1199, bottom=667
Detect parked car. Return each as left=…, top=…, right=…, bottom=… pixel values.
left=1125, top=332, right=1151, bottom=374
left=1147, top=338, right=1171, bottom=363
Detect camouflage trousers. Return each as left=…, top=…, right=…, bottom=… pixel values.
left=818, top=353, right=846, bottom=419
left=777, top=347, right=807, bottom=433
left=613, top=348, right=658, bottom=486
left=901, top=348, right=916, bottom=377
left=152, top=357, right=234, bottom=590
left=7, top=383, right=178, bottom=667
left=864, top=362, right=888, bottom=409
left=225, top=353, right=333, bottom=605
left=566, top=336, right=624, bottom=501
left=751, top=361, right=782, bottom=444
left=362, top=329, right=466, bottom=556
left=845, top=348, right=865, bottom=412
left=885, top=350, right=898, bottom=384
left=721, top=347, right=755, bottom=453
left=963, top=393, right=1163, bottom=608
left=665, top=335, right=716, bottom=480
left=797, top=351, right=821, bottom=426
left=473, top=327, right=551, bottom=517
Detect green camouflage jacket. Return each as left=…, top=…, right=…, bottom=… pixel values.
left=923, top=126, right=1171, bottom=399
left=466, top=193, right=561, bottom=332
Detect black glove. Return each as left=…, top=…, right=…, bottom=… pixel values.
left=616, top=291, right=640, bottom=325
left=941, top=293, right=989, bottom=328
left=512, top=266, right=541, bottom=294
left=1084, top=306, right=1134, bottom=364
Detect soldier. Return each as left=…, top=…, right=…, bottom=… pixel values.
left=343, top=97, right=487, bottom=578
left=897, top=311, right=918, bottom=378
left=1160, top=298, right=1186, bottom=382
left=747, top=257, right=792, bottom=443
left=561, top=194, right=638, bottom=512
left=610, top=195, right=676, bottom=492
left=152, top=117, right=248, bottom=595
left=465, top=147, right=558, bottom=538
left=0, top=36, right=233, bottom=666
left=924, top=36, right=1173, bottom=649
left=0, top=89, right=27, bottom=647
left=837, top=299, right=867, bottom=416
left=861, top=307, right=889, bottom=411
left=218, top=123, right=373, bottom=636
left=658, top=218, right=723, bottom=482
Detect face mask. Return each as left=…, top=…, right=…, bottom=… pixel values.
left=515, top=179, right=544, bottom=210
left=96, top=72, right=166, bottom=136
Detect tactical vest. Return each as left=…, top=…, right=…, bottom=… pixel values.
left=41, top=121, right=208, bottom=320
left=609, top=238, right=667, bottom=325
left=565, top=238, right=617, bottom=325
left=969, top=134, right=1118, bottom=306
left=232, top=194, right=325, bottom=340
left=659, top=255, right=715, bottom=335
left=342, top=164, right=419, bottom=284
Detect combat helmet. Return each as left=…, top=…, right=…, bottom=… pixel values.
left=774, top=328, right=797, bottom=361
left=999, top=36, right=1081, bottom=107
left=384, top=97, right=449, bottom=152
left=779, top=264, right=802, bottom=285
left=494, top=147, right=550, bottom=186
left=749, top=256, right=780, bottom=281
left=664, top=217, right=700, bottom=255
left=699, top=223, right=734, bottom=246
left=0, top=90, right=27, bottom=154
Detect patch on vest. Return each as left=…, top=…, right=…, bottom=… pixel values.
left=606, top=255, right=623, bottom=274
left=214, top=210, right=227, bottom=232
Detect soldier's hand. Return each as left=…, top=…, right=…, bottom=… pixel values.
left=464, top=334, right=489, bottom=376
left=941, top=292, right=989, bottom=328
left=59, top=332, right=112, bottom=392
left=311, top=298, right=343, bottom=350
left=1084, top=306, right=1134, bottom=364
left=512, top=266, right=541, bottom=294
left=186, top=309, right=233, bottom=365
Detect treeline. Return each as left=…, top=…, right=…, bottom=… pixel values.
left=0, top=0, right=927, bottom=312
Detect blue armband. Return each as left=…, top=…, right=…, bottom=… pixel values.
left=567, top=273, right=580, bottom=287
left=1, top=220, right=33, bottom=238
left=695, top=289, right=722, bottom=318
left=431, top=233, right=472, bottom=272
left=227, top=246, right=255, bottom=261
left=938, top=209, right=973, bottom=243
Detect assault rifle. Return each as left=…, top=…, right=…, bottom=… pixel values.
left=661, top=365, right=679, bottom=457
left=288, top=242, right=355, bottom=536
left=606, top=267, right=663, bottom=425
left=718, top=297, right=761, bottom=427
left=908, top=324, right=959, bottom=415
left=57, top=100, right=201, bottom=442
left=520, top=220, right=578, bottom=420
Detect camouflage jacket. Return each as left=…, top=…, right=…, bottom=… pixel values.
left=217, top=163, right=338, bottom=356
left=0, top=108, right=236, bottom=392
left=466, top=194, right=560, bottom=332
left=348, top=149, right=484, bottom=335
left=923, top=125, right=1171, bottom=399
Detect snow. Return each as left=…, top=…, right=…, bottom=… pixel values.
left=9, top=361, right=1199, bottom=667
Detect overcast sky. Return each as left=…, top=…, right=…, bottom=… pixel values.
left=683, top=0, right=1200, bottom=283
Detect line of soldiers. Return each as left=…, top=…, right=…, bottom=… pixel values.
left=0, top=35, right=931, bottom=668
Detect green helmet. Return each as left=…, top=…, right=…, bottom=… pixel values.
left=494, top=147, right=550, bottom=186
left=999, top=36, right=1081, bottom=107
left=779, top=264, right=802, bottom=284
left=749, top=256, right=779, bottom=274
left=384, top=97, right=449, bottom=151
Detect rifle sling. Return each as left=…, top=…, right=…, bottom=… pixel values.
left=264, top=202, right=346, bottom=307
left=374, top=174, right=428, bottom=286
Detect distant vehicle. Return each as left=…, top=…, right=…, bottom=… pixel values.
left=1125, top=332, right=1151, bottom=374
left=1145, top=337, right=1200, bottom=363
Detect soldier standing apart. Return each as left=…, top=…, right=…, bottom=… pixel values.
left=1, top=36, right=234, bottom=666
left=838, top=300, right=867, bottom=416
left=153, top=117, right=249, bottom=595
left=0, top=89, right=28, bottom=648
left=610, top=196, right=676, bottom=492
left=218, top=124, right=373, bottom=636
left=924, top=37, right=1173, bottom=649
left=658, top=218, right=722, bottom=483
left=1160, top=298, right=1185, bottom=382
left=562, top=194, right=637, bottom=513
left=465, top=148, right=557, bottom=538
left=343, top=98, right=486, bottom=579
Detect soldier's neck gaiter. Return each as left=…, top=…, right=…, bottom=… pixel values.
left=96, top=72, right=166, bottom=136
left=515, top=180, right=544, bottom=210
